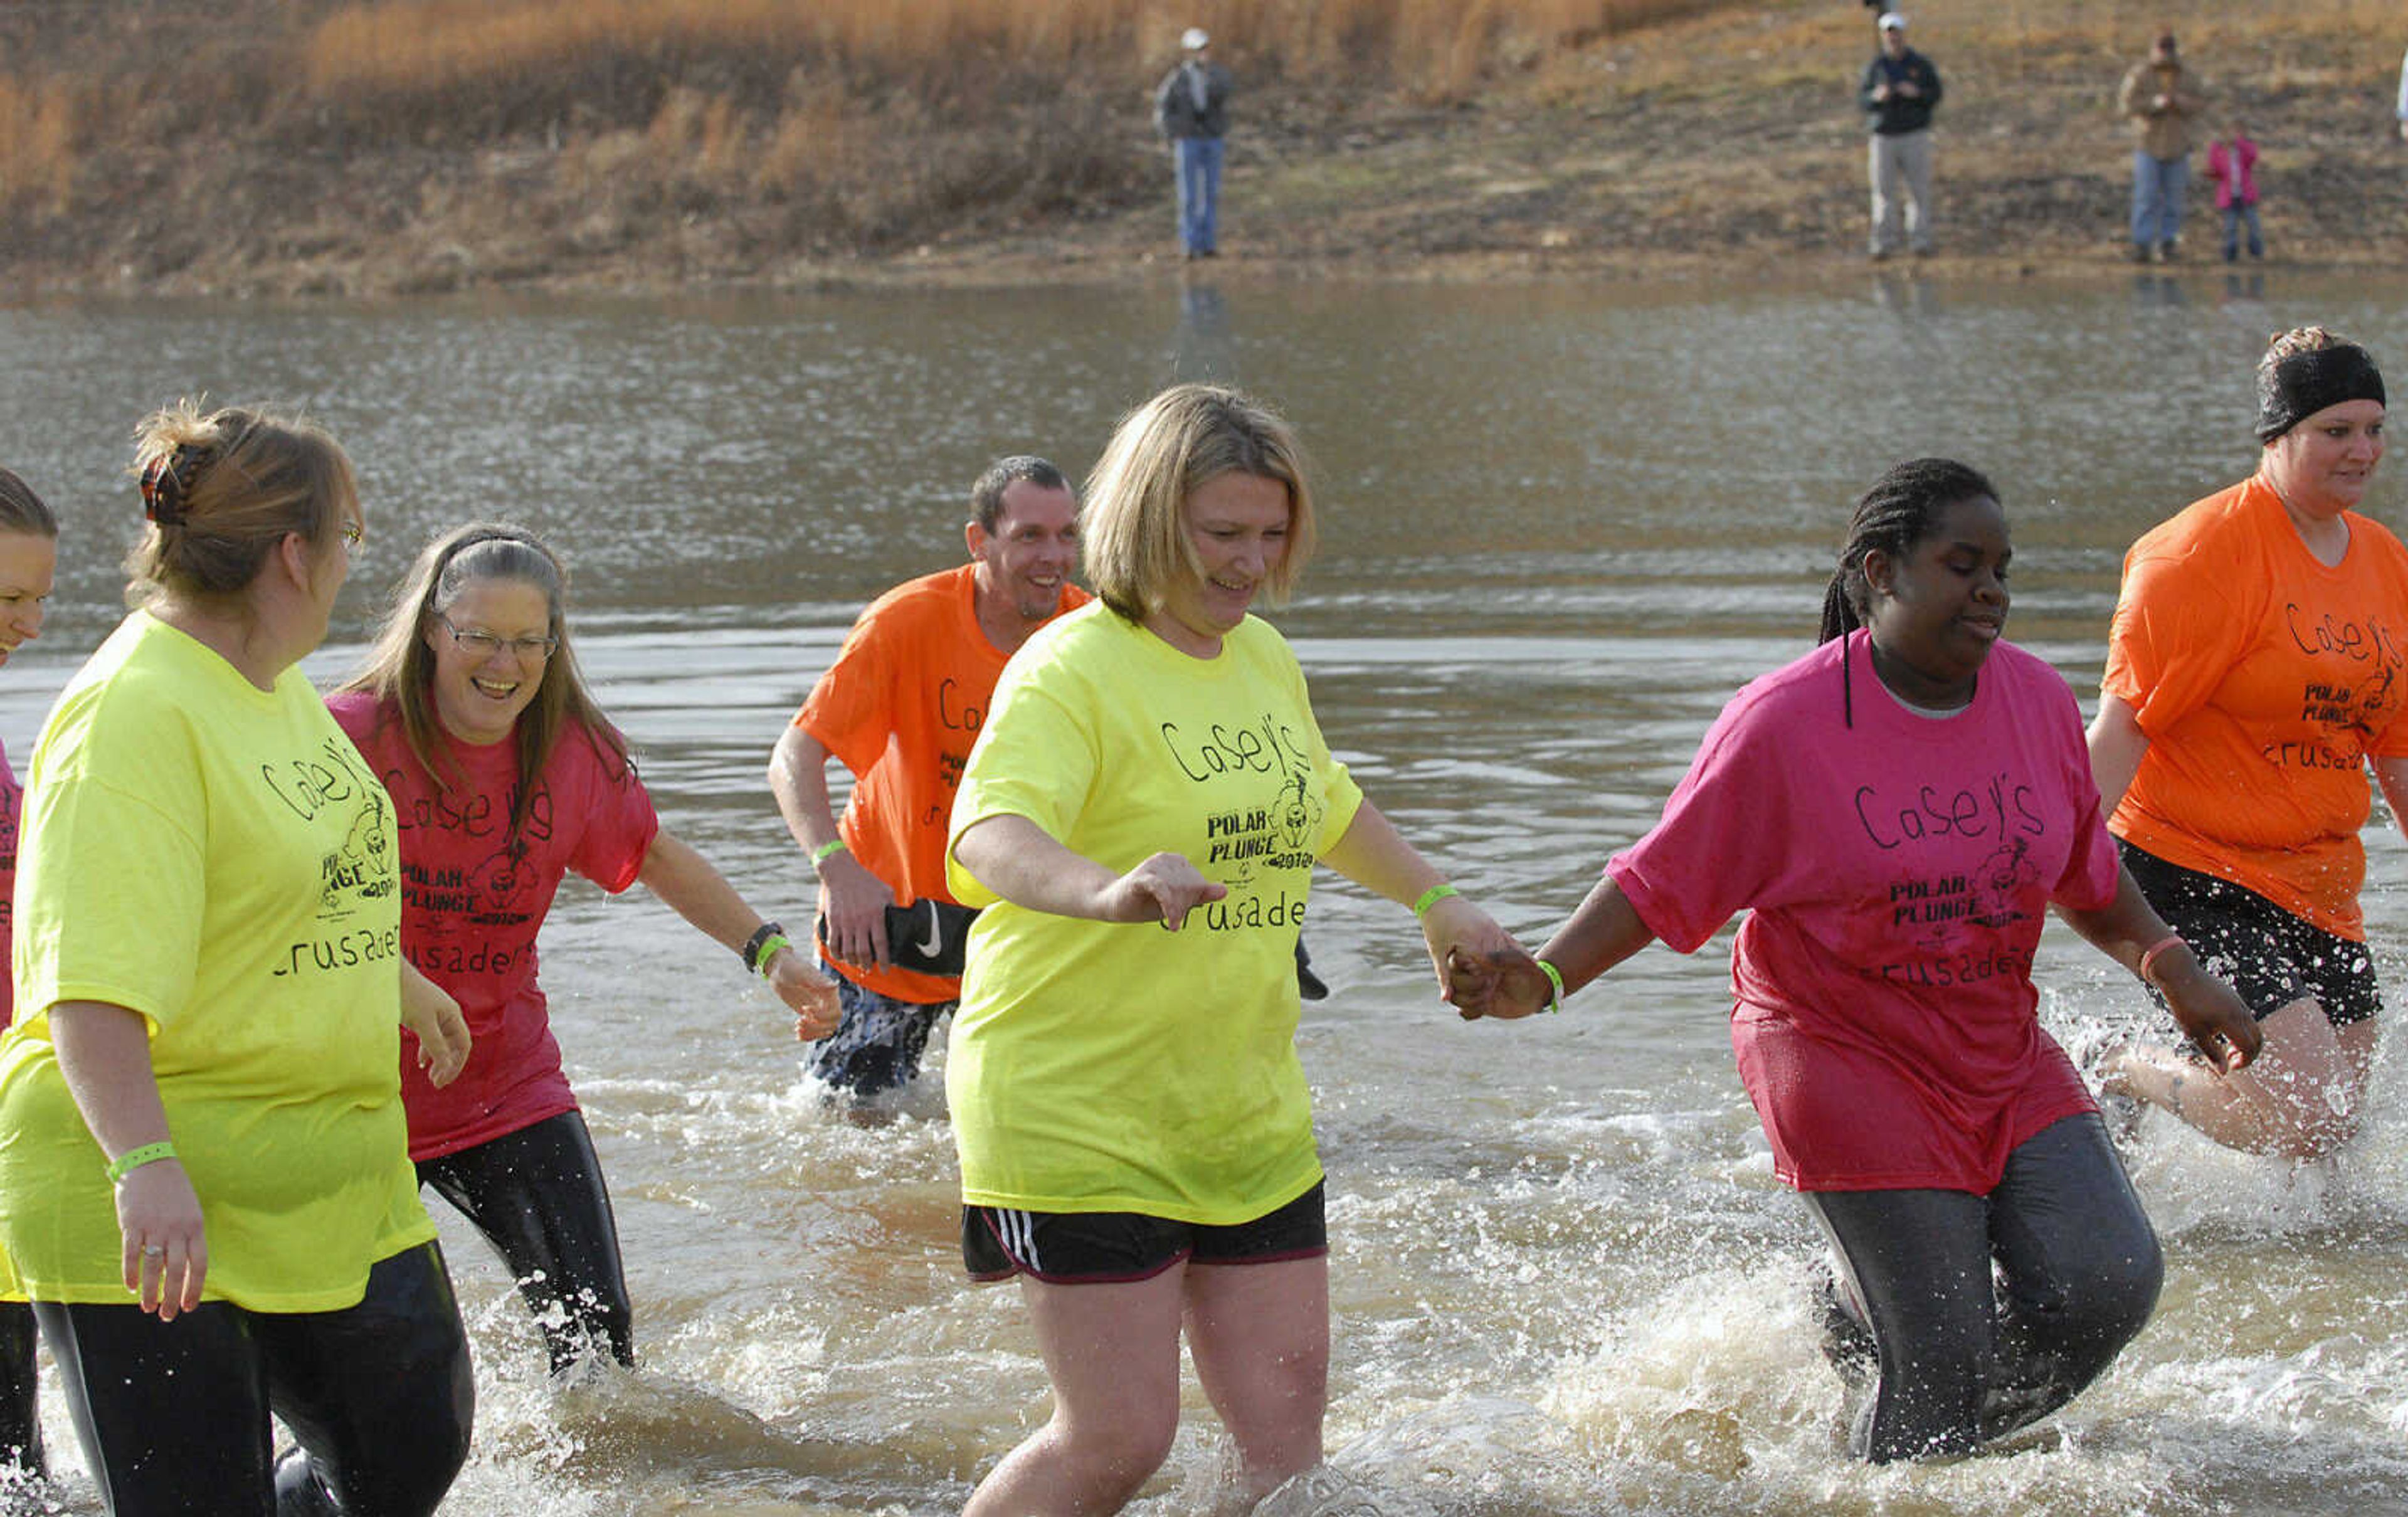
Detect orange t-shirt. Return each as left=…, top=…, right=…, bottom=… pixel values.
left=796, top=563, right=1089, bottom=1002
left=2103, top=475, right=2408, bottom=938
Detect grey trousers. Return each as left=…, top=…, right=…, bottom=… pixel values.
left=1869, top=128, right=1935, bottom=253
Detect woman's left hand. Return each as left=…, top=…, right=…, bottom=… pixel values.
left=399, top=968, right=473, bottom=1088
left=767, top=948, right=841, bottom=1042
left=2159, top=959, right=2263, bottom=1073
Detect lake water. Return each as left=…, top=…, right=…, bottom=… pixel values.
left=1, top=267, right=2405, bottom=1515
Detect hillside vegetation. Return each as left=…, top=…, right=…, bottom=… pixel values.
left=0, top=0, right=2400, bottom=295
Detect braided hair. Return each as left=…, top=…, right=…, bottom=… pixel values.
left=1819, top=457, right=2002, bottom=645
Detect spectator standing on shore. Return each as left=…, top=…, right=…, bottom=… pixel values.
left=1154, top=27, right=1233, bottom=260
left=2206, top=120, right=2264, bottom=262
left=768, top=458, right=1086, bottom=1102
left=1859, top=13, right=1941, bottom=260
left=2119, top=31, right=2204, bottom=262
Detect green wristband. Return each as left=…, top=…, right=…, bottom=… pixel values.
left=1410, top=883, right=1459, bottom=917
left=107, top=1141, right=177, bottom=1183
left=811, top=838, right=847, bottom=866
left=752, top=933, right=792, bottom=980
left=1536, top=958, right=1565, bottom=1015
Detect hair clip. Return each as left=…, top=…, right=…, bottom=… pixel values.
left=139, top=444, right=198, bottom=526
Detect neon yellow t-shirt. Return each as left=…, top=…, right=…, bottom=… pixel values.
left=0, top=613, right=433, bottom=1311
left=944, top=605, right=1364, bottom=1224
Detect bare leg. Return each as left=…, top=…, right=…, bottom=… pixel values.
left=2109, top=999, right=2369, bottom=1158
left=1183, top=1256, right=1329, bottom=1508
left=964, top=1271, right=1186, bottom=1517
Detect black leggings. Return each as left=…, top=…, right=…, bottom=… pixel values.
left=0, top=1298, right=39, bottom=1477
left=416, top=1108, right=634, bottom=1373
left=1803, top=1113, right=2162, bottom=1462
left=31, top=1241, right=472, bottom=1517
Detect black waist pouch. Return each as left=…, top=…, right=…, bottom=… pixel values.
left=820, top=898, right=981, bottom=977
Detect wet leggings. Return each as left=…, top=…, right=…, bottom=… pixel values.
left=0, top=1299, right=39, bottom=1477
left=416, top=1108, right=634, bottom=1373
left=1804, top=1113, right=2163, bottom=1462
left=31, top=1241, right=472, bottom=1516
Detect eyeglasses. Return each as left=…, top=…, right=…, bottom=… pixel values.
left=437, top=615, right=557, bottom=661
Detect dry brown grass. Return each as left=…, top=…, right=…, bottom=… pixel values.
left=260, top=0, right=1758, bottom=253
left=298, top=0, right=1744, bottom=112
left=0, top=77, right=78, bottom=214
left=0, top=0, right=2403, bottom=287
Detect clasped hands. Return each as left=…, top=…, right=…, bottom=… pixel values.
left=1408, top=896, right=1555, bottom=1021
left=1440, top=939, right=1556, bottom=1021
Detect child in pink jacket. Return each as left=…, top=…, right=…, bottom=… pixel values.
left=2206, top=122, right=2263, bottom=262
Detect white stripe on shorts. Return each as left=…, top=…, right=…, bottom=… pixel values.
left=1002, top=1208, right=1040, bottom=1272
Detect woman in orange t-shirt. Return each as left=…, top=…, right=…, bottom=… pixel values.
left=2089, top=326, right=2407, bottom=1158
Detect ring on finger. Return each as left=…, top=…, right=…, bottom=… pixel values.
left=141, top=1244, right=165, bottom=1258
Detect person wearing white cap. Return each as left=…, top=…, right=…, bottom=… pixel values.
left=1153, top=27, right=1235, bottom=259
left=1858, top=12, right=1941, bottom=260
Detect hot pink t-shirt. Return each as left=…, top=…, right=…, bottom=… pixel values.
left=1607, top=633, right=2118, bottom=1193
left=0, top=736, right=17, bottom=1031
left=329, top=692, right=659, bottom=1161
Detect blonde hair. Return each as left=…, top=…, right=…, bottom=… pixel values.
left=1081, top=384, right=1318, bottom=623
left=125, top=399, right=354, bottom=606
left=341, top=522, right=628, bottom=835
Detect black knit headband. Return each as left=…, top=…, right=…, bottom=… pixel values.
left=2256, top=346, right=2387, bottom=443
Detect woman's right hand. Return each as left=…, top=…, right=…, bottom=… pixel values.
left=1094, top=852, right=1228, bottom=930
left=818, top=850, right=900, bottom=968
left=115, top=1159, right=207, bottom=1320
left=401, top=963, right=473, bottom=1089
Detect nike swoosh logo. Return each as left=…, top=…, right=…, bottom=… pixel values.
left=915, top=901, right=943, bottom=958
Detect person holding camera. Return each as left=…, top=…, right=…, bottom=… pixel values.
left=1860, top=13, right=1943, bottom=260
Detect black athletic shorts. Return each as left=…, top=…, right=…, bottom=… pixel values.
left=963, top=1181, right=1328, bottom=1284
left=2119, top=840, right=2382, bottom=1027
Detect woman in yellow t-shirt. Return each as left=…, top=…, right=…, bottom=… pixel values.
left=2089, top=327, right=2408, bottom=1158
left=946, top=384, right=1516, bottom=1514
left=0, top=402, right=476, bottom=1513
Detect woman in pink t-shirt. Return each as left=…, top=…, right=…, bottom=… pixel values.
left=333, top=524, right=837, bottom=1373
left=1458, top=459, right=2259, bottom=1461
left=0, top=465, right=56, bottom=1484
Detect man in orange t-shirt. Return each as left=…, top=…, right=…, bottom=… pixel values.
left=769, top=457, right=1085, bottom=1096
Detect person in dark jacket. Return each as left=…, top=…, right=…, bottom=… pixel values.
left=1859, top=13, right=1942, bottom=259
left=1153, top=28, right=1234, bottom=260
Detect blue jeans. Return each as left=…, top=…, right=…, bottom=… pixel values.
left=2221, top=203, right=2264, bottom=259
left=809, top=959, right=954, bottom=1096
left=1175, top=134, right=1224, bottom=254
left=2131, top=151, right=2187, bottom=248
